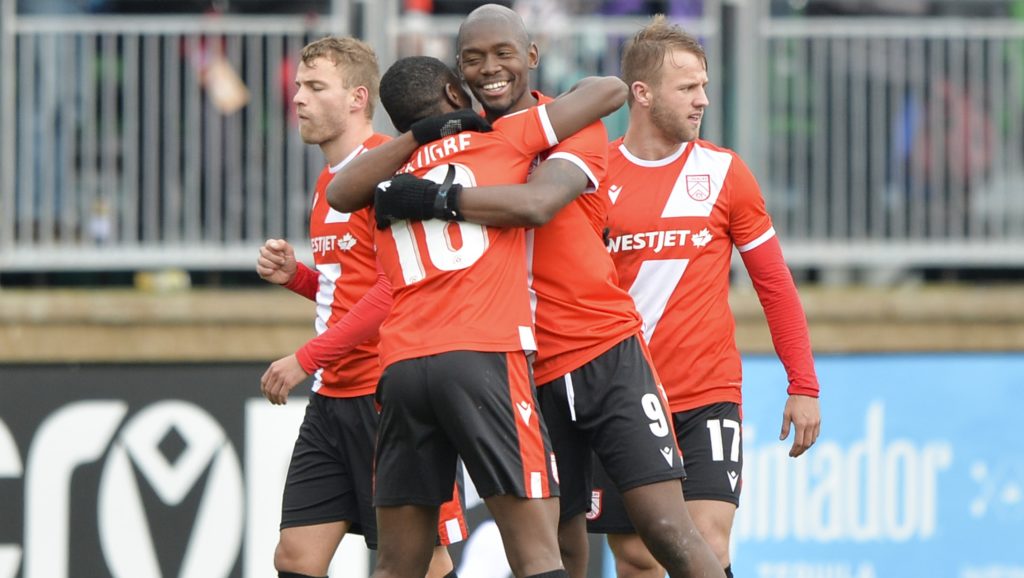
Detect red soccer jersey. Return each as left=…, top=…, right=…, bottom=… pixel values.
left=601, top=138, right=774, bottom=412
left=373, top=105, right=562, bottom=369
left=307, top=133, right=391, bottom=398
left=528, top=92, right=643, bottom=385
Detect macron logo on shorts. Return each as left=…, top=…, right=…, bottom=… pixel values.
left=660, top=447, right=675, bottom=467
left=516, top=401, right=533, bottom=426
left=728, top=470, right=739, bottom=492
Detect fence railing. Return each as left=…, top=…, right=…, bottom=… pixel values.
left=740, top=11, right=1024, bottom=268
left=1, top=3, right=1022, bottom=274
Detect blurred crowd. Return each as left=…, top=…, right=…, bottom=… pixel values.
left=15, top=0, right=1021, bottom=17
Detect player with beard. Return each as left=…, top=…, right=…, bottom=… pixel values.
left=255, top=37, right=464, bottom=578
left=329, top=6, right=727, bottom=578
left=586, top=17, right=822, bottom=578
left=327, top=54, right=629, bottom=578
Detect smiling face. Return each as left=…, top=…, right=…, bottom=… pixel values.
left=293, top=56, right=354, bottom=147
left=647, top=48, right=709, bottom=143
left=457, top=16, right=538, bottom=121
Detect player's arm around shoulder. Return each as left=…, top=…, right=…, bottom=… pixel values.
left=327, top=132, right=421, bottom=213
left=545, top=76, right=627, bottom=142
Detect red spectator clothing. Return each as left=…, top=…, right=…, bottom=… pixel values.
left=297, top=133, right=391, bottom=398
left=528, top=92, right=643, bottom=385
left=600, top=137, right=819, bottom=413
left=374, top=105, right=561, bottom=369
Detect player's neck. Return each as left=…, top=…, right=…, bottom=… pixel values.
left=486, top=90, right=538, bottom=122
left=320, top=120, right=375, bottom=167
left=622, top=118, right=686, bottom=161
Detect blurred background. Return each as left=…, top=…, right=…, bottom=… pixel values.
left=1, top=0, right=1022, bottom=577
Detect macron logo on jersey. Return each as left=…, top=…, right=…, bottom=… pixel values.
left=608, top=184, right=623, bottom=204
left=517, top=401, right=533, bottom=426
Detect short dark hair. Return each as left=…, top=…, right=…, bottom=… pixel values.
left=380, top=56, right=461, bottom=133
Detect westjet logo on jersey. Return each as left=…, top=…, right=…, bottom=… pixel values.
left=311, top=233, right=356, bottom=256
left=606, top=228, right=714, bottom=254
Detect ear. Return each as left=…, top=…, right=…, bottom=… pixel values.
left=349, top=85, right=370, bottom=114
left=631, top=81, right=652, bottom=108
left=444, top=82, right=467, bottom=109
left=527, top=41, right=540, bottom=70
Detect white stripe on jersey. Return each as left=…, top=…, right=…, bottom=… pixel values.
left=660, top=144, right=733, bottom=218
left=628, top=259, right=690, bottom=345
left=547, top=151, right=600, bottom=193
left=537, top=104, right=559, bottom=148
left=313, top=263, right=342, bottom=391
left=737, top=226, right=777, bottom=253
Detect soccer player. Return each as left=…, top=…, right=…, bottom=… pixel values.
left=343, top=5, right=726, bottom=578
left=254, top=37, right=463, bottom=578
left=585, top=16, right=823, bottom=578
left=327, top=55, right=628, bottom=578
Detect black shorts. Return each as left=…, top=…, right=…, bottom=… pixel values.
left=587, top=402, right=743, bottom=534
left=374, top=350, right=558, bottom=507
left=280, top=392, right=379, bottom=548
left=538, top=335, right=685, bottom=521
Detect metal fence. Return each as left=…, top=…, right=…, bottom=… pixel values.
left=1, top=1, right=1022, bottom=275
left=737, top=6, right=1024, bottom=270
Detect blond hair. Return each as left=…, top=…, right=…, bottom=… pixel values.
left=300, top=36, right=380, bottom=119
left=621, top=15, right=706, bottom=105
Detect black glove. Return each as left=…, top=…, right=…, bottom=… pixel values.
left=374, top=167, right=464, bottom=230
left=409, top=109, right=492, bottom=145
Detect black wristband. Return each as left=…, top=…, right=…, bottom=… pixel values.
left=431, top=165, right=465, bottom=221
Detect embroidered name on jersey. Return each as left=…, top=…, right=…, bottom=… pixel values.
left=374, top=105, right=559, bottom=369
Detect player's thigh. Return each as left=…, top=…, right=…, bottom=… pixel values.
left=375, top=504, right=441, bottom=578
left=685, top=499, right=736, bottom=563
left=483, top=494, right=563, bottom=576
left=275, top=521, right=350, bottom=573
left=606, top=532, right=662, bottom=578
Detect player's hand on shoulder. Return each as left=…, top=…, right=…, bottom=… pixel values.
left=257, top=238, right=297, bottom=285
left=410, top=108, right=491, bottom=145
left=260, top=354, right=309, bottom=405
left=780, top=394, right=821, bottom=458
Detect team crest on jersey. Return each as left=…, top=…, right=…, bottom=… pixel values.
left=685, top=174, right=711, bottom=201
left=586, top=489, right=603, bottom=521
